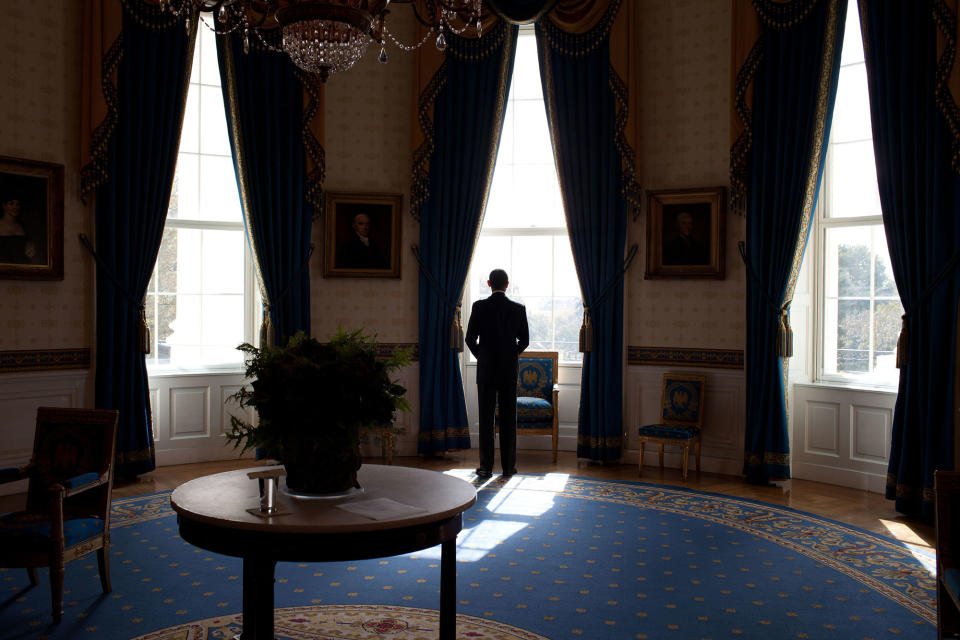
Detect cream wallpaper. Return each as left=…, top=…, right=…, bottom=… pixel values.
left=0, top=2, right=742, bottom=359
left=628, top=0, right=745, bottom=350
left=310, top=11, right=420, bottom=344
left=0, top=1, right=90, bottom=352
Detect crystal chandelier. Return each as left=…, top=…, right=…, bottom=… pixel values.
left=160, top=0, right=484, bottom=82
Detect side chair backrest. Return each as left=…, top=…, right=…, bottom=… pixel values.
left=517, top=351, right=558, bottom=401
left=659, top=373, right=706, bottom=428
left=26, top=407, right=119, bottom=513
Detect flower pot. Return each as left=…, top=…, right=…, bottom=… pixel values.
left=281, top=433, right=362, bottom=496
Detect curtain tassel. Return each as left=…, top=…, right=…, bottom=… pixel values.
left=259, top=305, right=275, bottom=347
left=776, top=307, right=793, bottom=358
left=450, top=304, right=464, bottom=352
left=896, top=314, right=908, bottom=368
left=139, top=304, right=151, bottom=354
left=579, top=307, right=593, bottom=353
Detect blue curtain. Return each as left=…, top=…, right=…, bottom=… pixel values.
left=536, top=8, right=627, bottom=462
left=93, top=5, right=193, bottom=477
left=860, top=1, right=960, bottom=519
left=217, top=32, right=315, bottom=346
left=740, top=0, right=846, bottom=483
left=415, top=23, right=518, bottom=454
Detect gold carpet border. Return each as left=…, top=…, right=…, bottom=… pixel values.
left=530, top=477, right=935, bottom=623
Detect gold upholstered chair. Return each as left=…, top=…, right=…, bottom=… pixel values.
left=497, top=351, right=560, bottom=462
left=0, top=407, right=119, bottom=622
left=637, top=373, right=705, bottom=481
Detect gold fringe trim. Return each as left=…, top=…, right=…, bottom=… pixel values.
left=751, top=0, right=821, bottom=30
left=609, top=62, right=642, bottom=220
left=933, top=0, right=960, bottom=175
left=729, top=38, right=763, bottom=216
left=293, top=69, right=326, bottom=218
left=539, top=0, right=622, bottom=57
left=81, top=32, right=122, bottom=201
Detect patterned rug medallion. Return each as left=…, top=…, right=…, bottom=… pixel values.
left=0, top=473, right=937, bottom=639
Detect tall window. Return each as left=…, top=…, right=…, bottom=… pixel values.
left=813, top=2, right=902, bottom=386
left=145, top=29, right=257, bottom=370
left=466, top=31, right=582, bottom=362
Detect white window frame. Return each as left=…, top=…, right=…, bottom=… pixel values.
left=146, top=31, right=259, bottom=377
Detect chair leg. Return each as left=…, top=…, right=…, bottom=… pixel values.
left=98, top=546, right=112, bottom=593
left=657, top=444, right=664, bottom=472
left=681, top=443, right=690, bottom=481
left=49, top=565, right=64, bottom=623
left=552, top=428, right=558, bottom=464
left=638, top=442, right=644, bottom=476
left=27, top=567, right=38, bottom=586
left=695, top=441, right=701, bottom=474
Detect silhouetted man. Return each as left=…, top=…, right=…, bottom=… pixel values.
left=465, top=268, right=529, bottom=478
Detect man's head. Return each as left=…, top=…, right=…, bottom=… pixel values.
left=488, top=268, right=509, bottom=292
left=352, top=213, right=371, bottom=238
left=675, top=211, right=693, bottom=238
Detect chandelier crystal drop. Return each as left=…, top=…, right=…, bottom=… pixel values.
left=161, top=1, right=485, bottom=82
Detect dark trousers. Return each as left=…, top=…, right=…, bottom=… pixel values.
left=477, top=381, right=517, bottom=474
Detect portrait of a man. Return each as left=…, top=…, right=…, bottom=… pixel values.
left=661, top=203, right=711, bottom=266
left=644, top=186, right=725, bottom=280
left=323, top=192, right=402, bottom=278
left=335, top=211, right=389, bottom=270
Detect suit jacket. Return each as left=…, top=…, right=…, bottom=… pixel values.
left=465, top=291, right=530, bottom=386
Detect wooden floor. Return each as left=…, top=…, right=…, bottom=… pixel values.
left=112, top=448, right=935, bottom=550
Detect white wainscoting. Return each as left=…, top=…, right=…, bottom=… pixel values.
left=149, top=370, right=255, bottom=466
left=0, top=370, right=89, bottom=495
left=624, top=365, right=746, bottom=477
left=791, top=383, right=895, bottom=494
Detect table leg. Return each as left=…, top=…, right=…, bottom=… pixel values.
left=238, top=556, right=276, bottom=640
left=440, top=538, right=455, bottom=640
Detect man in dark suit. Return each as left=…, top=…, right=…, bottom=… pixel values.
left=465, top=268, right=530, bottom=478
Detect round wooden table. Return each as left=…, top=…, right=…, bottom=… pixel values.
left=170, top=464, right=477, bottom=640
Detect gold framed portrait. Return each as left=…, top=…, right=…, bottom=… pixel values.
left=322, top=192, right=402, bottom=279
left=645, top=186, right=725, bottom=280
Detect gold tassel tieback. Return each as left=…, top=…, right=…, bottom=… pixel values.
left=450, top=304, right=464, bottom=352
left=139, top=305, right=151, bottom=354
left=776, top=307, right=793, bottom=358
left=579, top=307, right=593, bottom=353
left=259, top=305, right=275, bottom=347
left=896, top=314, right=908, bottom=368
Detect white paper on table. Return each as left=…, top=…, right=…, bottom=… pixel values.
left=336, top=497, right=427, bottom=520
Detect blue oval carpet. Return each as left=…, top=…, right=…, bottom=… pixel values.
left=0, top=473, right=936, bottom=639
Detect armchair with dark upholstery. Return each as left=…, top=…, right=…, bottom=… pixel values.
left=0, top=407, right=119, bottom=622
left=637, top=373, right=705, bottom=481
left=504, top=350, right=559, bottom=462
left=936, top=470, right=960, bottom=639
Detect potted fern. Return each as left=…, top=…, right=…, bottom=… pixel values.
left=227, top=329, right=411, bottom=495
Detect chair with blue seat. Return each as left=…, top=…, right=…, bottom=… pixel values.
left=0, top=407, right=119, bottom=622
left=637, top=373, right=705, bottom=481
left=498, top=351, right=560, bottom=462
